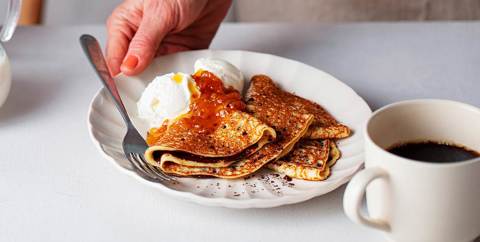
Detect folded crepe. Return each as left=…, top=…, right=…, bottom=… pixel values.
left=144, top=74, right=346, bottom=180
left=245, top=75, right=350, bottom=139
left=146, top=111, right=275, bottom=157
left=246, top=75, right=346, bottom=181
left=147, top=76, right=314, bottom=178
left=267, top=139, right=340, bottom=181
left=144, top=110, right=276, bottom=169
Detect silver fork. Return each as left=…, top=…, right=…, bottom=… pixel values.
left=80, top=34, right=174, bottom=183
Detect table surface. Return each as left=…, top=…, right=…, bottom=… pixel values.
left=1, top=22, right=479, bottom=242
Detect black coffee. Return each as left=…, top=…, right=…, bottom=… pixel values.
left=388, top=141, right=480, bottom=163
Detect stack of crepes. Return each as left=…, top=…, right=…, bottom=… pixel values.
left=144, top=74, right=350, bottom=181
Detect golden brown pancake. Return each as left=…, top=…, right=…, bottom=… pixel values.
left=144, top=71, right=277, bottom=169
left=144, top=74, right=345, bottom=180
left=245, top=75, right=345, bottom=181
left=279, top=139, right=331, bottom=169
left=159, top=143, right=284, bottom=178
left=267, top=140, right=340, bottom=181
left=149, top=141, right=263, bottom=168
left=149, top=77, right=314, bottom=178
left=268, top=162, right=331, bottom=181
left=245, top=74, right=350, bottom=139
left=145, top=111, right=276, bottom=158
left=268, top=139, right=330, bottom=181
left=245, top=75, right=317, bottom=158
left=304, top=124, right=350, bottom=140
left=327, top=141, right=341, bottom=167
left=152, top=111, right=311, bottom=177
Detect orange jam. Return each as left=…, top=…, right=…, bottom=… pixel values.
left=146, top=123, right=167, bottom=145
left=147, top=71, right=245, bottom=145
left=175, top=71, right=245, bottom=133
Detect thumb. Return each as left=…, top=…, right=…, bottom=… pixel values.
left=120, top=11, right=173, bottom=76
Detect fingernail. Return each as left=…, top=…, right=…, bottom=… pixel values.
left=121, top=55, right=139, bottom=70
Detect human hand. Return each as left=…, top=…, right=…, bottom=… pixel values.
left=106, top=0, right=231, bottom=76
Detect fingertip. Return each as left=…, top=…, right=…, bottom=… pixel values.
left=120, top=54, right=144, bottom=76
left=122, top=55, right=139, bottom=69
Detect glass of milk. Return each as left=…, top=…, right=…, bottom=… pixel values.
left=0, top=0, right=21, bottom=107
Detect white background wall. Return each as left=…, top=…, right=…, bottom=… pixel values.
left=3, top=0, right=474, bottom=26
left=42, top=0, right=235, bottom=25
left=43, top=0, right=123, bottom=25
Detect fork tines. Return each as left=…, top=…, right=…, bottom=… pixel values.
left=127, top=153, right=175, bottom=182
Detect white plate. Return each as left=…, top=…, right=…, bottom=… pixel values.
left=88, top=50, right=372, bottom=208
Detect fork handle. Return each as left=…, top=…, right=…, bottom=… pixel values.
left=80, top=34, right=134, bottom=127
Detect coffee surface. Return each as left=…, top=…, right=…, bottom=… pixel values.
left=388, top=141, right=480, bottom=163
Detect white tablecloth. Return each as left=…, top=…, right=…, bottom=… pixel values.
left=1, top=22, right=479, bottom=242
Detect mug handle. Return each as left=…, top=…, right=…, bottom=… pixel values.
left=0, top=0, right=22, bottom=42
left=343, top=167, right=391, bottom=231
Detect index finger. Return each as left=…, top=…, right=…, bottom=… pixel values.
left=106, top=17, right=133, bottom=76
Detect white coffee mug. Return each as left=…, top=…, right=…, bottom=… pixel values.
left=343, top=99, right=480, bottom=242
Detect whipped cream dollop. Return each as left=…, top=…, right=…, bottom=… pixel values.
left=137, top=58, right=245, bottom=127
left=137, top=72, right=197, bottom=127
left=194, top=57, right=244, bottom=93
